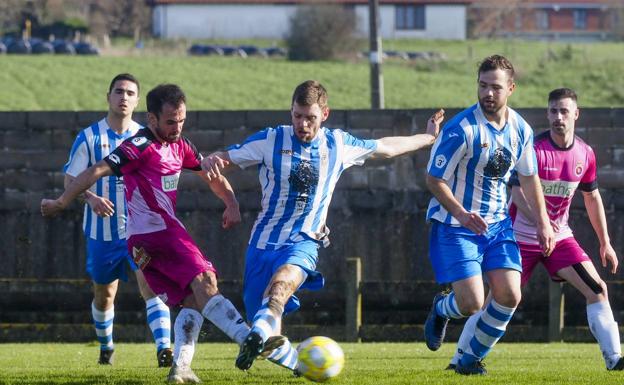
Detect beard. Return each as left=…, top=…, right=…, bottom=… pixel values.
left=479, top=98, right=503, bottom=116
left=155, top=125, right=180, bottom=143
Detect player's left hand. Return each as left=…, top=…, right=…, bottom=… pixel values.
left=222, top=203, right=241, bottom=229
left=600, top=243, right=618, bottom=274
left=426, top=109, right=444, bottom=139
left=202, top=152, right=230, bottom=181
left=41, top=198, right=63, bottom=217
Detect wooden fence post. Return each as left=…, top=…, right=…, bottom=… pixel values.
left=548, top=281, right=565, bottom=342
left=345, top=257, right=362, bottom=342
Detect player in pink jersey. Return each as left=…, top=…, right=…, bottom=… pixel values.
left=41, top=84, right=280, bottom=383
left=448, top=88, right=622, bottom=371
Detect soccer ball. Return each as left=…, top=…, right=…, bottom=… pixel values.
left=296, top=336, right=345, bottom=382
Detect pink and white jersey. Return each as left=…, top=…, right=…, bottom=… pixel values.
left=104, top=128, right=202, bottom=237
left=509, top=131, right=597, bottom=244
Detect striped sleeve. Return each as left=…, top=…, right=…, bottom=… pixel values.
left=63, top=130, right=90, bottom=176
left=427, top=123, right=467, bottom=180
left=514, top=123, right=537, bottom=176
left=338, top=129, right=377, bottom=168
left=227, top=128, right=271, bottom=169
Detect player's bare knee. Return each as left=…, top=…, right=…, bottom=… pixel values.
left=457, top=298, right=482, bottom=316
left=586, top=280, right=608, bottom=303
left=495, top=290, right=521, bottom=308
left=572, top=263, right=604, bottom=297
left=192, top=271, right=219, bottom=297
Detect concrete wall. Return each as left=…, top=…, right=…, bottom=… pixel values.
left=1, top=108, right=623, bottom=341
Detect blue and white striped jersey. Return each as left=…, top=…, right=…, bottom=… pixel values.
left=227, top=125, right=377, bottom=250
left=63, top=118, right=141, bottom=241
left=426, top=103, right=537, bottom=225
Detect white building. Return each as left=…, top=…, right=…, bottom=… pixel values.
left=150, top=0, right=469, bottom=40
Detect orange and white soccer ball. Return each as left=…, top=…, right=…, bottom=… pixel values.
left=296, top=336, right=345, bottom=382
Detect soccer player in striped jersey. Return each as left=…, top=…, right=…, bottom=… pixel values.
left=423, top=55, right=555, bottom=375
left=61, top=74, right=172, bottom=367
left=450, top=88, right=622, bottom=371
left=201, top=80, right=443, bottom=373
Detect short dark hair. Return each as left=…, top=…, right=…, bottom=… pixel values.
left=146, top=84, right=186, bottom=117
left=291, top=80, right=328, bottom=110
left=108, top=73, right=139, bottom=94
left=477, top=55, right=515, bottom=82
left=548, top=88, right=578, bottom=103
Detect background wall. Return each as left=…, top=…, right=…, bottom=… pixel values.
left=1, top=108, right=623, bottom=342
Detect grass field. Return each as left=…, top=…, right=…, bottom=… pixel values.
left=0, top=342, right=619, bottom=384
left=0, top=39, right=623, bottom=111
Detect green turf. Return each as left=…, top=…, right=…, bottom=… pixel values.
left=0, top=342, right=619, bottom=384
left=0, top=39, right=622, bottom=111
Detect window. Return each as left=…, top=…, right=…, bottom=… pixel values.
left=535, top=9, right=549, bottom=30
left=573, top=9, right=587, bottom=30
left=396, top=5, right=425, bottom=30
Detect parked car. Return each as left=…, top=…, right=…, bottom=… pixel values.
left=384, top=50, right=409, bottom=60
left=32, top=41, right=55, bottom=54
left=220, top=46, right=247, bottom=57
left=262, top=47, right=287, bottom=57
left=189, top=44, right=224, bottom=56
left=7, top=39, right=31, bottom=54
left=53, top=40, right=76, bottom=55
left=239, top=45, right=267, bottom=57
left=74, top=42, right=99, bottom=55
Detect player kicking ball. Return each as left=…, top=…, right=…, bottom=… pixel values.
left=42, top=84, right=282, bottom=383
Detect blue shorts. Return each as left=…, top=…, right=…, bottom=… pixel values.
left=243, top=239, right=325, bottom=322
left=86, top=238, right=137, bottom=285
left=429, top=217, right=521, bottom=284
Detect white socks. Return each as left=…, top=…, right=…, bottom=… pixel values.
left=587, top=300, right=622, bottom=369
left=450, top=309, right=482, bottom=366
left=201, top=294, right=249, bottom=345
left=173, top=308, right=204, bottom=368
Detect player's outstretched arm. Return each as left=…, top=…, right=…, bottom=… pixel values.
left=196, top=171, right=241, bottom=229
left=41, top=161, right=114, bottom=217
left=371, top=109, right=444, bottom=159
left=64, top=174, right=115, bottom=218
left=518, top=173, right=555, bottom=256
left=426, top=173, right=488, bottom=235
left=582, top=189, right=618, bottom=273
left=201, top=151, right=234, bottom=181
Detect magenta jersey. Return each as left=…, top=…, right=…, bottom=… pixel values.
left=509, top=131, right=598, bottom=244
left=104, top=128, right=203, bottom=237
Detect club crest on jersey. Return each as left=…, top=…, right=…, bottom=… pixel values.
left=575, top=161, right=583, bottom=176
left=132, top=246, right=151, bottom=270
left=511, top=137, right=518, bottom=153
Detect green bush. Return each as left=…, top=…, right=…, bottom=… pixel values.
left=286, top=5, right=358, bottom=61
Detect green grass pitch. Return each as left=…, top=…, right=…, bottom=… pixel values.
left=0, top=342, right=620, bottom=384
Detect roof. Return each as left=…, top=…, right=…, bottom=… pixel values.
left=149, top=0, right=470, bottom=5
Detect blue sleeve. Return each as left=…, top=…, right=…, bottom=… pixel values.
left=427, top=123, right=467, bottom=180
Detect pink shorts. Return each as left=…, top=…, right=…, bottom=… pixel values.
left=519, top=237, right=591, bottom=286
left=127, top=226, right=217, bottom=306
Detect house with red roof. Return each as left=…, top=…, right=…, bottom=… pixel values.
left=469, top=0, right=623, bottom=41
